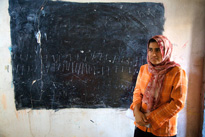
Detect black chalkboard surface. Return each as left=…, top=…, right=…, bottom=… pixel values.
left=9, top=0, right=164, bottom=109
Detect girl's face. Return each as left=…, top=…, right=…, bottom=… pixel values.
left=148, top=42, right=163, bottom=65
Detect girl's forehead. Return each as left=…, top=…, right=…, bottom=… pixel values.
left=148, top=42, right=160, bottom=48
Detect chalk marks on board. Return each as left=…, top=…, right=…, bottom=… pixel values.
left=9, top=0, right=165, bottom=109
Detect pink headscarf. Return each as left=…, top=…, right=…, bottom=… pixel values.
left=142, top=35, right=180, bottom=112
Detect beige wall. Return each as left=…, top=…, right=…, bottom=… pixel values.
left=0, top=0, right=204, bottom=137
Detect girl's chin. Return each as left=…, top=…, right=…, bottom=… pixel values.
left=150, top=61, right=158, bottom=65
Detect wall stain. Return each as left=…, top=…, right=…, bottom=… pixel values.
left=28, top=110, right=35, bottom=137
left=15, top=110, right=19, bottom=119
left=4, top=65, right=9, bottom=72
left=1, top=94, right=7, bottom=110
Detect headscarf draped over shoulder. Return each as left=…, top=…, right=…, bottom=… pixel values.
left=142, top=35, right=180, bottom=112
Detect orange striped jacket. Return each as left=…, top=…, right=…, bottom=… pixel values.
left=130, top=64, right=187, bottom=136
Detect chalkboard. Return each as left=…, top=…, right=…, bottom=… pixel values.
left=9, top=0, right=164, bottom=109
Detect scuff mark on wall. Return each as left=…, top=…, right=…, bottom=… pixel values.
left=27, top=110, right=52, bottom=137
left=182, top=41, right=188, bottom=48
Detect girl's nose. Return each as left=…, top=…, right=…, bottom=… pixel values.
left=152, top=52, right=157, bottom=56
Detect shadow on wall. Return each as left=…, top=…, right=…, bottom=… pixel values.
left=186, top=1, right=205, bottom=137
left=203, top=57, right=205, bottom=137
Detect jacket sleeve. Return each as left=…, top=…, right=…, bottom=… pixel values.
left=147, top=68, right=187, bottom=131
left=130, top=66, right=143, bottom=110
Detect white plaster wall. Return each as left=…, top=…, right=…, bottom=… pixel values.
left=0, top=0, right=204, bottom=137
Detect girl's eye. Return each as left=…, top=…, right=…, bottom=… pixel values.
left=156, top=48, right=160, bottom=52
